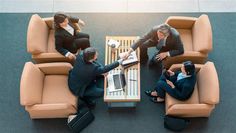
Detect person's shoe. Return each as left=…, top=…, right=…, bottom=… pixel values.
left=145, top=90, right=155, bottom=97
left=149, top=97, right=165, bottom=103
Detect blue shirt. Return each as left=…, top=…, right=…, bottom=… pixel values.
left=177, top=72, right=191, bottom=81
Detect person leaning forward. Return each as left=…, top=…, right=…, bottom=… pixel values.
left=68, top=47, right=124, bottom=108
left=123, top=24, right=184, bottom=67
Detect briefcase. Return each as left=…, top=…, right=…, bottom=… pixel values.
left=164, top=115, right=190, bottom=132
left=67, top=106, right=95, bottom=133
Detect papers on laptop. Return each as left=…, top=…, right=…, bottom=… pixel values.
left=119, top=51, right=138, bottom=67
left=107, top=72, right=126, bottom=92
left=107, top=39, right=120, bottom=49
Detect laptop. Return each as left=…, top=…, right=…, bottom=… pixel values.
left=107, top=72, right=126, bottom=92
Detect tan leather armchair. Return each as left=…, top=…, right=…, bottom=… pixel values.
left=20, top=62, right=77, bottom=119
left=165, top=62, right=220, bottom=117
left=163, top=14, right=213, bottom=68
left=27, top=14, right=81, bottom=63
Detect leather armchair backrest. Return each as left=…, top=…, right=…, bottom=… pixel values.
left=192, top=14, right=213, bottom=54
left=20, top=62, right=44, bottom=106
left=197, top=62, right=220, bottom=104
left=27, top=14, right=49, bottom=54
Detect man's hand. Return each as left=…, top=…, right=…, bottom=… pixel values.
left=78, top=19, right=85, bottom=26
left=155, top=52, right=168, bottom=61
left=166, top=79, right=175, bottom=89
left=102, top=73, right=108, bottom=77
left=121, top=48, right=134, bottom=60
left=75, top=48, right=81, bottom=55
left=68, top=53, right=76, bottom=60
left=120, top=52, right=130, bottom=60
left=167, top=70, right=175, bottom=76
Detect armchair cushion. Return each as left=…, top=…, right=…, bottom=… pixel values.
left=177, top=29, right=193, bottom=51
left=20, top=62, right=44, bottom=106
left=42, top=75, right=77, bottom=107
left=27, top=14, right=49, bottom=54
left=166, top=83, right=199, bottom=111
left=197, top=62, right=220, bottom=104
left=47, top=30, right=57, bottom=53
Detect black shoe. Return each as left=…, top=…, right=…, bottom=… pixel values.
left=145, top=90, right=155, bottom=97
left=149, top=97, right=164, bottom=103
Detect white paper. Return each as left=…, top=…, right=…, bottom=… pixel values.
left=119, top=51, right=138, bottom=65
left=107, top=39, right=120, bottom=48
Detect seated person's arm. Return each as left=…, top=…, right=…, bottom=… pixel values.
left=123, top=29, right=154, bottom=58
left=130, top=28, right=155, bottom=52
left=68, top=16, right=85, bottom=26
left=68, top=16, right=79, bottom=23
left=94, top=60, right=121, bottom=76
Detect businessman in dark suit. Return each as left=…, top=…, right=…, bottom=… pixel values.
left=68, top=47, right=124, bottom=108
left=123, top=24, right=184, bottom=66
left=54, top=12, right=90, bottom=60
left=145, top=61, right=196, bottom=102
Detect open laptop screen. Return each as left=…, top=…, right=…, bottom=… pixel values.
left=113, top=74, right=121, bottom=89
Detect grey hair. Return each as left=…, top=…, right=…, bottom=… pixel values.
left=158, top=24, right=171, bottom=37
left=83, top=47, right=97, bottom=63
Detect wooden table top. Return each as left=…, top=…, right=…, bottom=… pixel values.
left=104, top=36, right=141, bottom=102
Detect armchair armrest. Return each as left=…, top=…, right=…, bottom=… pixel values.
left=163, top=51, right=207, bottom=69
left=26, top=103, right=77, bottom=119
left=169, top=64, right=182, bottom=72
left=166, top=104, right=215, bottom=117
left=27, top=103, right=76, bottom=111
left=43, top=17, right=54, bottom=29
left=36, top=62, right=73, bottom=75
left=165, top=16, right=197, bottom=29
left=32, top=52, right=65, bottom=59
left=169, top=63, right=204, bottom=73
left=32, top=53, right=72, bottom=63
left=43, top=17, right=81, bottom=32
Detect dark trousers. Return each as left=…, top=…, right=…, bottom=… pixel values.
left=81, top=76, right=104, bottom=104
left=139, top=41, right=162, bottom=65
left=70, top=32, right=90, bottom=53
left=154, top=74, right=176, bottom=98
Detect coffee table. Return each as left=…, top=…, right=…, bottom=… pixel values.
left=104, top=36, right=140, bottom=107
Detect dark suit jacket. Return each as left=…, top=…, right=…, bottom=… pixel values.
left=166, top=71, right=196, bottom=100
left=131, top=26, right=184, bottom=57
left=68, top=53, right=119, bottom=97
left=55, top=16, right=81, bottom=56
